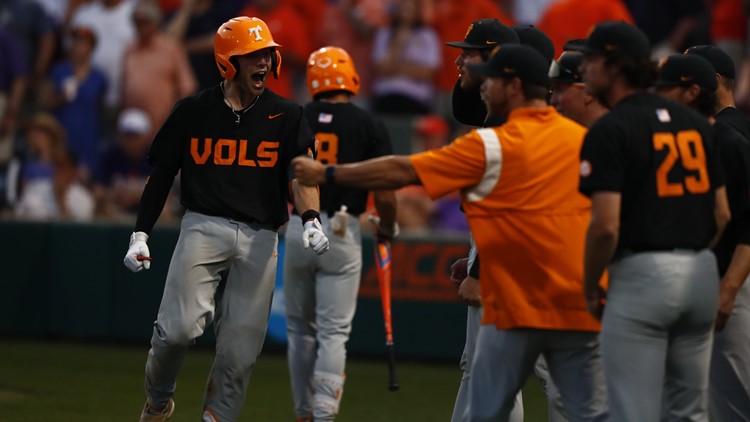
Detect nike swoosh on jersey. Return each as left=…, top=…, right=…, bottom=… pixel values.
left=268, top=113, right=284, bottom=119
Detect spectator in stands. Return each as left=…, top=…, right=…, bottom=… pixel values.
left=371, top=0, right=441, bottom=115
left=393, top=114, right=469, bottom=234
left=621, top=0, right=710, bottom=61
left=13, top=113, right=76, bottom=220
left=16, top=146, right=95, bottom=222
left=0, top=0, right=56, bottom=83
left=95, top=108, right=175, bottom=222
left=122, top=0, right=197, bottom=138
left=39, top=26, right=107, bottom=182
left=164, top=0, right=239, bottom=91
left=315, top=0, right=390, bottom=101
left=239, top=0, right=310, bottom=100
left=0, top=27, right=28, bottom=164
left=536, top=0, right=634, bottom=58
left=70, top=0, right=136, bottom=113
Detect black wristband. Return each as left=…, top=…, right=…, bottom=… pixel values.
left=325, top=165, right=336, bottom=185
left=300, top=210, right=320, bottom=225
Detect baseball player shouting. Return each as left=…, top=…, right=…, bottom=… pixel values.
left=123, top=16, right=329, bottom=422
left=575, top=21, right=726, bottom=421
left=284, top=46, right=398, bottom=422
left=292, top=44, right=608, bottom=422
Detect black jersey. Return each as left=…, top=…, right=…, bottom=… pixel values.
left=714, top=107, right=750, bottom=274
left=303, top=101, right=393, bottom=216
left=148, top=85, right=314, bottom=229
left=579, top=93, right=723, bottom=252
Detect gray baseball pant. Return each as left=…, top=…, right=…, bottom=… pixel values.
left=285, top=213, right=362, bottom=421
left=468, top=325, right=607, bottom=422
left=602, top=249, right=718, bottom=422
left=144, top=211, right=278, bottom=422
left=709, top=273, right=750, bottom=421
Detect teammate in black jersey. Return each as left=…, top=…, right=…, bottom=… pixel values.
left=123, top=17, right=329, bottom=422
left=574, top=21, right=728, bottom=421
left=685, top=44, right=750, bottom=422
left=284, top=46, right=398, bottom=422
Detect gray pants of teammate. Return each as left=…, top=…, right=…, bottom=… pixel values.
left=468, top=326, right=607, bottom=422
left=710, top=273, right=750, bottom=422
left=603, top=249, right=718, bottom=422
left=453, top=305, right=524, bottom=422
left=285, top=214, right=362, bottom=421
left=144, top=211, right=279, bottom=422
left=452, top=240, right=567, bottom=422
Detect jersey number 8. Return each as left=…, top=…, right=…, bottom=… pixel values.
left=653, top=129, right=710, bottom=197
left=315, top=132, right=339, bottom=164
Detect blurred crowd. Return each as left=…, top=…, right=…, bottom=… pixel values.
left=0, top=0, right=748, bottom=234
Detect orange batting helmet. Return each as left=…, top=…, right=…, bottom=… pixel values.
left=214, top=16, right=282, bottom=80
left=306, top=46, right=360, bottom=98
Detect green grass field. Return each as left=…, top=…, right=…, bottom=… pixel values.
left=0, top=340, right=549, bottom=421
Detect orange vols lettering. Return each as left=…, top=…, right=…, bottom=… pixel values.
left=190, top=137, right=279, bottom=167
left=214, top=139, right=237, bottom=165
left=257, top=141, right=279, bottom=167
left=191, top=137, right=212, bottom=164
left=238, top=139, right=257, bottom=167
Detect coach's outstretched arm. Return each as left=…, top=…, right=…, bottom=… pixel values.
left=292, top=155, right=420, bottom=190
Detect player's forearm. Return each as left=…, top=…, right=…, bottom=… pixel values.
left=134, top=166, right=176, bottom=235
left=584, top=193, right=621, bottom=295
left=710, top=186, right=731, bottom=248
left=721, top=243, right=750, bottom=293
left=584, top=225, right=617, bottom=295
left=333, top=156, right=419, bottom=190
left=373, top=190, right=397, bottom=228
left=290, top=179, right=320, bottom=215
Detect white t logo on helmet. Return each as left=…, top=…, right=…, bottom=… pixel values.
left=248, top=25, right=264, bottom=41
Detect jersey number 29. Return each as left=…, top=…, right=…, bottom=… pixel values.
left=653, top=130, right=709, bottom=197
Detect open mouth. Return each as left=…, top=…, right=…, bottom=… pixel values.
left=251, top=70, right=267, bottom=87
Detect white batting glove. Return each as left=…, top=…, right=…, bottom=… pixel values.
left=302, top=218, right=330, bottom=255
left=123, top=231, right=151, bottom=272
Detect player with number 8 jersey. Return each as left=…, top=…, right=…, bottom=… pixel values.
left=574, top=21, right=727, bottom=421
left=284, top=46, right=398, bottom=422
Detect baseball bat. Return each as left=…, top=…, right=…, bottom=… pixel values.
left=374, top=235, right=399, bottom=392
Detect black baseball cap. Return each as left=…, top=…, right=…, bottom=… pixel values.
left=568, top=21, right=650, bottom=60
left=685, top=45, right=735, bottom=79
left=562, top=38, right=586, bottom=52
left=446, top=18, right=519, bottom=50
left=512, top=25, right=555, bottom=63
left=468, top=44, right=550, bottom=87
left=549, top=51, right=584, bottom=84
left=656, top=54, right=718, bottom=91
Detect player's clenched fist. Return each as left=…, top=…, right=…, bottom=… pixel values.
left=123, top=231, right=151, bottom=272
left=302, top=218, right=330, bottom=255
left=292, top=156, right=325, bottom=186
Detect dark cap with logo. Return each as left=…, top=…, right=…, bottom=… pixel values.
left=549, top=51, right=584, bottom=84
left=568, top=21, right=650, bottom=60
left=446, top=18, right=519, bottom=50
left=656, top=54, right=718, bottom=91
left=512, top=25, right=555, bottom=63
left=468, top=44, right=550, bottom=87
left=684, top=45, right=735, bottom=79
